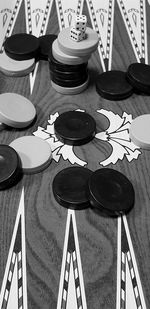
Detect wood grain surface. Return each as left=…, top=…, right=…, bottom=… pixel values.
left=0, top=1, right=150, bottom=308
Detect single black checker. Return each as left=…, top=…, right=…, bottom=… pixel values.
left=88, top=168, right=135, bottom=216
left=0, top=145, right=22, bottom=190
left=38, top=34, right=57, bottom=60
left=52, top=167, right=93, bottom=210
left=96, top=70, right=134, bottom=101
left=4, top=33, right=39, bottom=60
left=127, top=63, right=150, bottom=94
left=54, top=111, right=96, bottom=146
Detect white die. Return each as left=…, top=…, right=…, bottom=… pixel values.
left=74, top=15, right=87, bottom=32
left=70, top=27, right=85, bottom=42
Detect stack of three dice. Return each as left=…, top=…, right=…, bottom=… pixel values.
left=49, top=15, right=99, bottom=94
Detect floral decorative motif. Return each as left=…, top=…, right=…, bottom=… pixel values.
left=96, top=109, right=141, bottom=166
left=33, top=111, right=87, bottom=166
left=33, top=109, right=141, bottom=167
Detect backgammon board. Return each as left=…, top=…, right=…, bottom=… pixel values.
left=0, top=1, right=150, bottom=308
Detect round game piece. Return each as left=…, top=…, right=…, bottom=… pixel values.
left=49, top=54, right=88, bottom=72
left=0, top=145, right=22, bottom=190
left=129, top=114, right=150, bottom=149
left=4, top=33, right=39, bottom=60
left=52, top=39, right=91, bottom=65
left=54, top=111, right=96, bottom=145
left=88, top=168, right=135, bottom=216
left=51, top=78, right=89, bottom=94
left=96, top=70, right=134, bottom=100
left=50, top=71, right=88, bottom=87
left=52, top=167, right=93, bottom=210
left=127, top=63, right=150, bottom=94
left=9, top=136, right=52, bottom=174
left=0, top=51, right=35, bottom=77
left=0, top=93, right=36, bottom=128
left=38, top=34, right=57, bottom=60
left=58, top=27, right=99, bottom=56
left=50, top=65, right=88, bottom=80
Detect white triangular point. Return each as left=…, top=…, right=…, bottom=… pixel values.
left=66, top=256, right=78, bottom=309
left=0, top=187, right=28, bottom=309
left=24, top=0, right=54, bottom=37
left=0, top=0, right=23, bottom=51
left=57, top=210, right=87, bottom=309
left=7, top=255, right=18, bottom=309
left=117, top=0, right=148, bottom=64
left=86, top=0, right=115, bottom=71
left=126, top=254, right=137, bottom=308
left=116, top=216, right=147, bottom=309
left=24, top=0, right=54, bottom=93
left=55, top=0, right=84, bottom=30
left=29, top=62, right=39, bottom=95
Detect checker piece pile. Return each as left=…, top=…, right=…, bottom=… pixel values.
left=0, top=14, right=149, bottom=214
left=49, top=14, right=99, bottom=94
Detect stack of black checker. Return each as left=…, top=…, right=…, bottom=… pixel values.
left=49, top=54, right=89, bottom=94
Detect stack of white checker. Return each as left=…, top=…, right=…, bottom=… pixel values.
left=70, top=15, right=87, bottom=42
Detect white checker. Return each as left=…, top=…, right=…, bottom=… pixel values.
left=9, top=136, right=52, bottom=174
left=52, top=39, right=90, bottom=65
left=0, top=51, right=35, bottom=77
left=0, top=93, right=36, bottom=128
left=58, top=27, right=99, bottom=56
left=130, top=114, right=150, bottom=150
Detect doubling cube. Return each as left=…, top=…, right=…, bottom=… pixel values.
left=74, top=15, right=87, bottom=32
left=70, top=27, right=85, bottom=42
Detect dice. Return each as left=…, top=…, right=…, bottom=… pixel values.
left=74, top=15, right=87, bottom=32
left=70, top=14, right=87, bottom=42
left=70, top=27, right=86, bottom=42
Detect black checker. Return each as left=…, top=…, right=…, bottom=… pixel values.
left=54, top=111, right=96, bottom=146
left=4, top=33, right=39, bottom=60
left=0, top=145, right=22, bottom=190
left=96, top=70, right=134, bottom=101
left=50, top=71, right=88, bottom=87
left=127, top=63, right=150, bottom=94
left=52, top=167, right=93, bottom=210
left=88, top=168, right=135, bottom=216
left=38, top=34, right=57, bottom=60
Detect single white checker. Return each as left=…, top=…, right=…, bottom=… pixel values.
left=0, top=64, right=35, bottom=77
left=58, top=27, right=99, bottom=56
left=0, top=51, right=35, bottom=76
left=9, top=136, right=52, bottom=174
left=0, top=93, right=36, bottom=128
left=52, top=39, right=90, bottom=65
left=130, top=114, right=150, bottom=149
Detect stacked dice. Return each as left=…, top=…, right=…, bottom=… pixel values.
left=48, top=15, right=99, bottom=95
left=70, top=15, right=87, bottom=42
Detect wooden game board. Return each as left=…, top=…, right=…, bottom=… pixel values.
left=0, top=1, right=150, bottom=308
